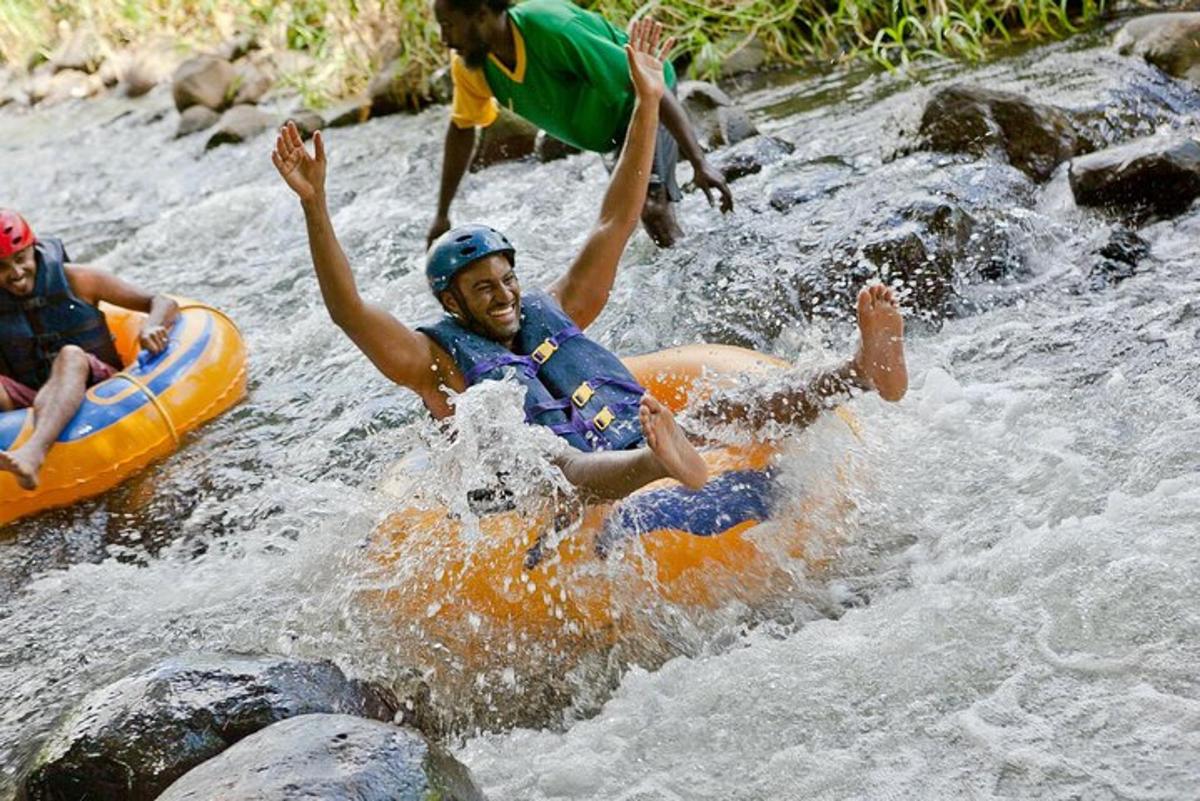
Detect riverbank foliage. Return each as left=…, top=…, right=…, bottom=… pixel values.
left=2, top=0, right=1105, bottom=102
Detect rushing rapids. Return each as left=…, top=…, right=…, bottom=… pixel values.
left=3, top=17, right=1200, bottom=799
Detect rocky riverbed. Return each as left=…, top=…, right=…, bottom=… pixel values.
left=2, top=9, right=1200, bottom=799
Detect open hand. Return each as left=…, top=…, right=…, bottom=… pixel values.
left=693, top=158, right=734, bottom=213
left=272, top=121, right=326, bottom=203
left=138, top=323, right=169, bottom=355
left=625, top=18, right=675, bottom=105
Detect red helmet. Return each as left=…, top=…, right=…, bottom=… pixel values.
left=0, top=210, right=35, bottom=258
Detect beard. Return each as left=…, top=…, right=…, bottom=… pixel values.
left=459, top=29, right=490, bottom=69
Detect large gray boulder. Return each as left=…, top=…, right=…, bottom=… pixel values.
left=205, top=104, right=276, bottom=149
left=175, top=105, right=221, bottom=138
left=918, top=84, right=1086, bottom=182
left=172, top=55, right=236, bottom=112
left=231, top=60, right=272, bottom=105
left=1069, top=135, right=1200, bottom=220
left=1115, top=12, right=1200, bottom=85
left=369, top=57, right=429, bottom=116
left=679, top=80, right=759, bottom=149
left=157, top=714, right=486, bottom=801
left=49, top=29, right=103, bottom=74
left=18, top=653, right=396, bottom=801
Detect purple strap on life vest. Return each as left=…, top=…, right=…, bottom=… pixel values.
left=463, top=323, right=584, bottom=385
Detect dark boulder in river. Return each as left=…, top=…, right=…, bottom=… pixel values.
left=679, top=80, right=759, bottom=149
left=17, top=653, right=397, bottom=801
left=1069, top=135, right=1200, bottom=220
left=171, top=55, right=235, bottom=113
left=175, top=105, right=220, bottom=138
left=1115, top=12, right=1200, bottom=86
left=711, top=135, right=795, bottom=182
left=918, top=84, right=1086, bottom=182
left=157, top=714, right=486, bottom=801
left=205, top=104, right=276, bottom=150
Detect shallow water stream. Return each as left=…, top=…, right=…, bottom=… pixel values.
left=3, top=17, right=1200, bottom=799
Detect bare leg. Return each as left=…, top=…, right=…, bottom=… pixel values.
left=640, top=187, right=682, bottom=248
left=555, top=396, right=708, bottom=500
left=697, top=285, right=908, bottom=430
left=0, top=345, right=91, bottom=490
left=0, top=383, right=14, bottom=413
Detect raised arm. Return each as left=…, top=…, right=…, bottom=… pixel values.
left=66, top=267, right=180, bottom=354
left=272, top=122, right=440, bottom=394
left=546, top=18, right=673, bottom=329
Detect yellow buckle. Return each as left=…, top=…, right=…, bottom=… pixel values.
left=593, top=406, right=615, bottom=431
left=531, top=339, right=557, bottom=365
left=572, top=382, right=595, bottom=408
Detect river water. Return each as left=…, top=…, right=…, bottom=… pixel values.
left=3, top=19, right=1200, bottom=799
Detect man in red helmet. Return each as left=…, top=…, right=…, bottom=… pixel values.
left=0, top=210, right=180, bottom=490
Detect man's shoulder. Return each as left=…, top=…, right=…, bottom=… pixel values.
left=511, top=0, right=596, bottom=34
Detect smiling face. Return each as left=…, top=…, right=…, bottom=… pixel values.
left=440, top=253, right=521, bottom=347
left=0, top=245, right=37, bottom=297
left=432, top=0, right=492, bottom=69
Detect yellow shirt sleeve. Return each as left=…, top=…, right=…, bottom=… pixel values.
left=450, top=54, right=499, bottom=129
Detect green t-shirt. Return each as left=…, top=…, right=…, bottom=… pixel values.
left=482, top=0, right=676, bottom=153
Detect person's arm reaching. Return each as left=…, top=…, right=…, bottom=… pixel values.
left=428, top=122, right=477, bottom=247
left=659, top=91, right=733, bottom=213
left=547, top=18, right=672, bottom=329
left=272, top=122, right=439, bottom=394
left=66, top=267, right=180, bottom=354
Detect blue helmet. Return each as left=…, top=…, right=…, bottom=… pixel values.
left=426, top=224, right=516, bottom=294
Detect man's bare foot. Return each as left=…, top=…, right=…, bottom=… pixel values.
left=0, top=448, right=42, bottom=491
left=639, top=394, right=708, bottom=490
left=853, top=284, right=908, bottom=402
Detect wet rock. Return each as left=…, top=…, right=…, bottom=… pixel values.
left=1090, top=226, right=1151, bottom=288
left=18, top=653, right=397, bottom=801
left=157, top=714, right=485, bottom=801
left=370, top=57, right=430, bottom=116
left=122, top=43, right=177, bottom=98
left=1069, top=135, right=1200, bottom=219
left=918, top=84, right=1085, bottom=182
left=428, top=64, right=454, bottom=105
left=231, top=61, right=272, bottom=105
left=176, top=105, right=221, bottom=138
left=31, top=69, right=100, bottom=106
left=50, top=29, right=103, bottom=74
left=767, top=159, right=854, bottom=212
left=205, top=104, right=276, bottom=149
left=217, top=32, right=260, bottom=63
left=472, top=107, right=538, bottom=170
left=679, top=81, right=759, bottom=149
left=719, top=34, right=769, bottom=77
left=172, top=55, right=236, bottom=112
left=287, top=110, right=326, bottom=140
left=327, top=98, right=373, bottom=128
left=535, top=130, right=582, bottom=162
left=1115, top=12, right=1200, bottom=85
left=711, top=135, right=795, bottom=182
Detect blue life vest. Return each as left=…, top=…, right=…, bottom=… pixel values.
left=419, top=291, right=646, bottom=452
left=0, top=237, right=121, bottom=389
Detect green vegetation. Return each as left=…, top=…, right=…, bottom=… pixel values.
left=1, top=0, right=1105, bottom=104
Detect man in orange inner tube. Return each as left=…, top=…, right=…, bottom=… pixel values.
left=0, top=210, right=179, bottom=491
left=273, top=20, right=908, bottom=501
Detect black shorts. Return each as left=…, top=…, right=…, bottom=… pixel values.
left=605, top=118, right=683, bottom=203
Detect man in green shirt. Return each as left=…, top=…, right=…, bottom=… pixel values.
left=428, top=0, right=734, bottom=248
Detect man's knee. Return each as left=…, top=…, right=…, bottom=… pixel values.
left=0, top=383, right=13, bottom=413
left=54, top=345, right=91, bottom=375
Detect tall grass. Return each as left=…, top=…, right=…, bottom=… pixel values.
left=0, top=0, right=1105, bottom=104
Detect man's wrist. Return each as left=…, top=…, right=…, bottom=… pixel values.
left=300, top=192, right=328, bottom=212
